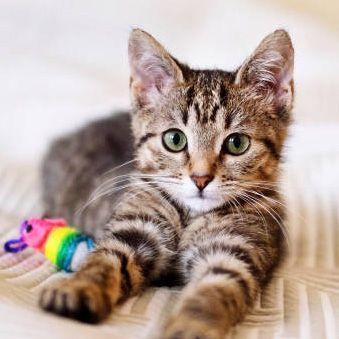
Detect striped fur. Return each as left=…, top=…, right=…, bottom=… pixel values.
left=40, top=29, right=294, bottom=338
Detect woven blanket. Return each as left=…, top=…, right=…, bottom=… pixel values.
left=0, top=153, right=338, bottom=339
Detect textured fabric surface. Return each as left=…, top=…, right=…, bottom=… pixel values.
left=0, top=153, right=339, bottom=339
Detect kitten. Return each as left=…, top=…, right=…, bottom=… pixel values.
left=39, top=29, right=293, bottom=339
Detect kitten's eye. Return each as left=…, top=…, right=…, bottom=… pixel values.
left=223, top=133, right=250, bottom=155
left=162, top=129, right=187, bottom=152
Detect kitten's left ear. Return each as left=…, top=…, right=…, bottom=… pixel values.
left=128, top=29, right=184, bottom=109
left=235, top=29, right=294, bottom=110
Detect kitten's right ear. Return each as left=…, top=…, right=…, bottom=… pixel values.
left=235, top=29, right=294, bottom=111
left=128, top=29, right=184, bottom=109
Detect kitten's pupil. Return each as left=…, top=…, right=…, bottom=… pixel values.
left=172, top=133, right=180, bottom=145
left=233, top=135, right=241, bottom=149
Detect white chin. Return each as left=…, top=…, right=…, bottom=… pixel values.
left=182, top=196, right=223, bottom=214
left=158, top=181, right=225, bottom=214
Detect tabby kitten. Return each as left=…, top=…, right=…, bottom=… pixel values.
left=39, top=29, right=294, bottom=339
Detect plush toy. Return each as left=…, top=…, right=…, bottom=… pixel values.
left=4, top=218, right=94, bottom=272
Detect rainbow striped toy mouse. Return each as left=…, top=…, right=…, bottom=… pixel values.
left=4, top=218, right=94, bottom=272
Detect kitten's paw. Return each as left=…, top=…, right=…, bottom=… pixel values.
left=163, top=315, right=224, bottom=339
left=39, top=278, right=111, bottom=323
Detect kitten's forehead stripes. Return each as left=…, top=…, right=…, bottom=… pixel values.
left=202, top=110, right=209, bottom=124
left=182, top=109, right=188, bottom=126
left=194, top=102, right=201, bottom=123
left=184, top=79, right=231, bottom=126
left=210, top=104, right=219, bottom=123
left=225, top=112, right=232, bottom=129
left=181, top=85, right=195, bottom=125
left=185, top=85, right=195, bottom=108
left=219, top=84, right=228, bottom=107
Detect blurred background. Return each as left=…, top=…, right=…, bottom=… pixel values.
left=1, top=0, right=339, bottom=161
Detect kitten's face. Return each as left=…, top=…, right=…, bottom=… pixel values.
left=129, top=29, right=294, bottom=214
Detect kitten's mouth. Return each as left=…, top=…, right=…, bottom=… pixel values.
left=198, top=191, right=204, bottom=198
left=190, top=191, right=216, bottom=201
left=186, top=192, right=206, bottom=199
left=183, top=193, right=224, bottom=214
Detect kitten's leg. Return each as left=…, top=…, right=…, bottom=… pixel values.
left=163, top=212, right=284, bottom=339
left=39, top=189, right=182, bottom=323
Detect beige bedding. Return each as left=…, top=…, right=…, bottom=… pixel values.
left=1, top=149, right=338, bottom=339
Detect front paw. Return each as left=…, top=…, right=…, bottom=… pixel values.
left=39, top=278, right=111, bottom=323
left=163, top=315, right=224, bottom=339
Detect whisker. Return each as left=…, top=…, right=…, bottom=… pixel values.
left=234, top=191, right=270, bottom=241
left=219, top=181, right=282, bottom=192
left=89, top=174, right=176, bottom=197
left=112, top=183, right=178, bottom=226
left=223, top=184, right=288, bottom=245
left=92, top=179, right=178, bottom=201
left=100, top=159, right=137, bottom=178
left=229, top=195, right=246, bottom=225
left=78, top=178, right=180, bottom=215
left=238, top=186, right=307, bottom=225
left=87, top=173, right=179, bottom=202
left=239, top=191, right=290, bottom=248
left=92, top=173, right=174, bottom=195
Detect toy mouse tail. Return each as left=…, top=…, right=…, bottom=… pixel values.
left=4, top=238, right=28, bottom=253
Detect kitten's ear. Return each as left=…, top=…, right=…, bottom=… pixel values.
left=128, top=29, right=184, bottom=109
left=235, top=29, right=294, bottom=110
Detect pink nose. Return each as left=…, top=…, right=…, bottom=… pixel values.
left=190, top=175, right=214, bottom=191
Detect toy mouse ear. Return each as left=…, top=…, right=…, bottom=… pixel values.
left=44, top=218, right=67, bottom=226
left=4, top=238, right=28, bottom=253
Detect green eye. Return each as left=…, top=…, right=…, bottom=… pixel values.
left=223, top=133, right=250, bottom=155
left=162, top=129, right=187, bottom=152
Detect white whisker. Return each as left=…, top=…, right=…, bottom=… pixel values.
left=77, top=178, right=180, bottom=215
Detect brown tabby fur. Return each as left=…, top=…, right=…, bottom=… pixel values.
left=39, top=29, right=294, bottom=339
